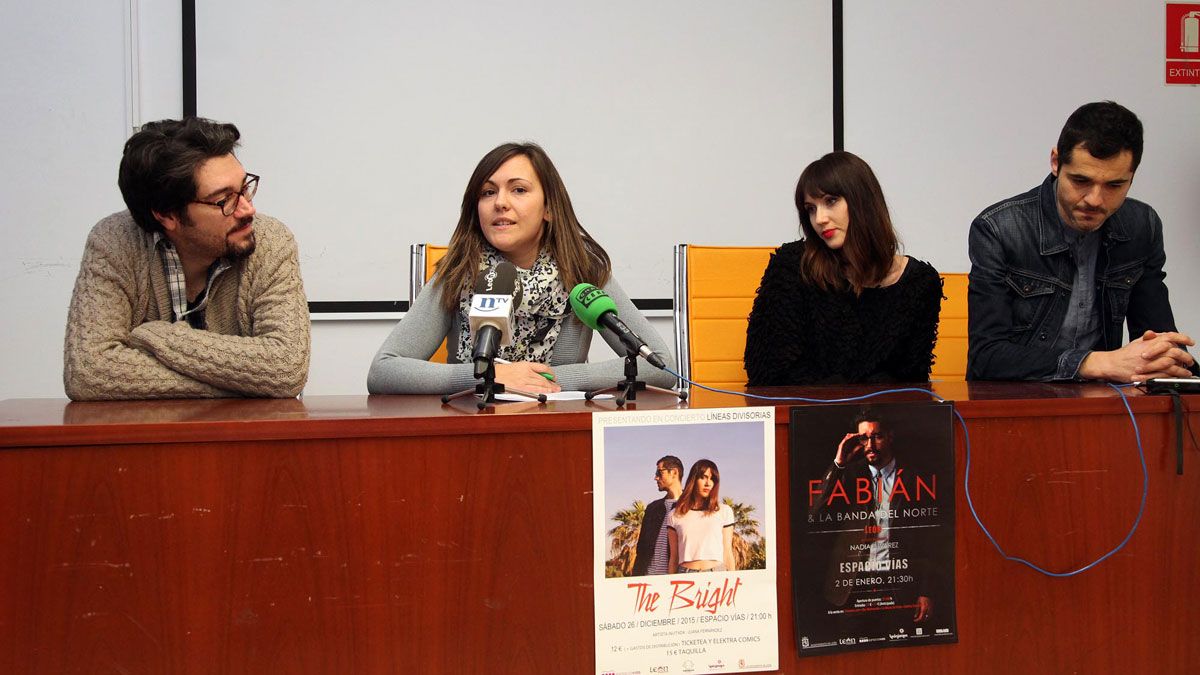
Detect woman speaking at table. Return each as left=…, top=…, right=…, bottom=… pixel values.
left=367, top=142, right=673, bottom=395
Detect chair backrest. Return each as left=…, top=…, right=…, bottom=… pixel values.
left=672, top=244, right=971, bottom=388
left=931, top=273, right=968, bottom=380
left=409, top=244, right=449, bottom=303
left=672, top=244, right=775, bottom=391
left=409, top=244, right=450, bottom=363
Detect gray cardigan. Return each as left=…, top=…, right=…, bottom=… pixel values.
left=367, top=275, right=675, bottom=394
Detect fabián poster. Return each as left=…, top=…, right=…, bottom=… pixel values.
left=790, top=402, right=957, bottom=654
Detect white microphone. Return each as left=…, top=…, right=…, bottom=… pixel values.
left=468, top=262, right=521, bottom=377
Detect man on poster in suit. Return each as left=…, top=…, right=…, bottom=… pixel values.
left=633, top=455, right=684, bottom=576
left=809, top=409, right=935, bottom=624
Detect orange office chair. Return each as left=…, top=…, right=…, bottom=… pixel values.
left=672, top=244, right=970, bottom=388
left=409, top=244, right=450, bottom=363
left=672, top=244, right=775, bottom=391
left=931, top=273, right=968, bottom=380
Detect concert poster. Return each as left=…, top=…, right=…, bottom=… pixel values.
left=790, top=401, right=957, bottom=655
left=593, top=407, right=778, bottom=674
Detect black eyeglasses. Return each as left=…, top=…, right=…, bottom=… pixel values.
left=191, top=173, right=260, bottom=216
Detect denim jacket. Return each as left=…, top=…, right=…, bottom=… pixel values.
left=967, top=174, right=1185, bottom=381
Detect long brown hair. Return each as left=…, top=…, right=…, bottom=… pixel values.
left=794, top=151, right=899, bottom=295
left=435, top=142, right=612, bottom=311
left=674, top=459, right=722, bottom=516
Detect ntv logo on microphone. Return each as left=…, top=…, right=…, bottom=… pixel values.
left=471, top=294, right=511, bottom=315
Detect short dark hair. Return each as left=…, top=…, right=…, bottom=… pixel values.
left=657, top=455, right=684, bottom=477
left=118, top=118, right=242, bottom=234
left=853, top=407, right=891, bottom=433
left=1056, top=101, right=1143, bottom=172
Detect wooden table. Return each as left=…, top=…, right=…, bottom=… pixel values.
left=1, top=383, right=1196, bottom=674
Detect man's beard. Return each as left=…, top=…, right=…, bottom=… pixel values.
left=180, top=210, right=257, bottom=260
left=866, top=451, right=891, bottom=467
left=226, top=221, right=256, bottom=260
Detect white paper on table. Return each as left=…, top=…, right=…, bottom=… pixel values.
left=492, top=390, right=613, bottom=402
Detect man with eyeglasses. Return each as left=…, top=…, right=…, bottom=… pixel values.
left=632, top=455, right=684, bottom=576
left=63, top=117, right=310, bottom=400
left=808, top=409, right=937, bottom=628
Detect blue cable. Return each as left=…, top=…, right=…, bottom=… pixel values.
left=662, top=368, right=1149, bottom=577
left=962, top=383, right=1148, bottom=577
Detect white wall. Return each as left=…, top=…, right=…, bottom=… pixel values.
left=137, top=1, right=183, bottom=122
left=0, top=1, right=183, bottom=400
left=4, top=1, right=1196, bottom=400
left=844, top=0, right=1199, bottom=336
left=1, top=1, right=130, bottom=400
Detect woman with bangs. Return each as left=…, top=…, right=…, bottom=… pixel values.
left=367, top=142, right=673, bottom=395
left=666, top=459, right=736, bottom=573
left=743, top=151, right=942, bottom=385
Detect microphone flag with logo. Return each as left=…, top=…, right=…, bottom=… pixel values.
left=568, top=283, right=666, bottom=369
left=469, top=262, right=521, bottom=377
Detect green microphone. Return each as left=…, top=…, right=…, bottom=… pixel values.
left=569, top=283, right=666, bottom=369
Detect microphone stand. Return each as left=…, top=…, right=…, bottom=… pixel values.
left=442, top=358, right=548, bottom=411
left=585, top=350, right=688, bottom=407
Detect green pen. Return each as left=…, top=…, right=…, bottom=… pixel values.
left=494, top=358, right=555, bottom=381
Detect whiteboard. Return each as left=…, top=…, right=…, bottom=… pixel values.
left=196, top=1, right=833, bottom=303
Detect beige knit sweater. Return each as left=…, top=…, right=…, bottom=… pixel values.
left=63, top=211, right=311, bottom=400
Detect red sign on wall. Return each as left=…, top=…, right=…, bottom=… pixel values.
left=1166, top=3, right=1200, bottom=85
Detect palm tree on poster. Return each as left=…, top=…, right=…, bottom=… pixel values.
left=746, top=537, right=767, bottom=570
left=607, top=500, right=646, bottom=577
left=724, top=497, right=764, bottom=570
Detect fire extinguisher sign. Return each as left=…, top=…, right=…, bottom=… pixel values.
left=1166, top=3, right=1200, bottom=84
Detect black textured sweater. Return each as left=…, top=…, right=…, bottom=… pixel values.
left=743, top=241, right=942, bottom=386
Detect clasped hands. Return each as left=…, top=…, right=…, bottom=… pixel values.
left=1080, top=330, right=1196, bottom=383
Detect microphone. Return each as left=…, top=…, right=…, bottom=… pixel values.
left=569, top=283, right=666, bottom=369
left=469, top=262, right=522, bottom=378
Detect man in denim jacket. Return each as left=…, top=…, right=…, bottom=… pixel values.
left=967, top=101, right=1195, bottom=382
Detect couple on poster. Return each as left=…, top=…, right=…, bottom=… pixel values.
left=593, top=410, right=778, bottom=675
left=634, top=455, right=736, bottom=576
